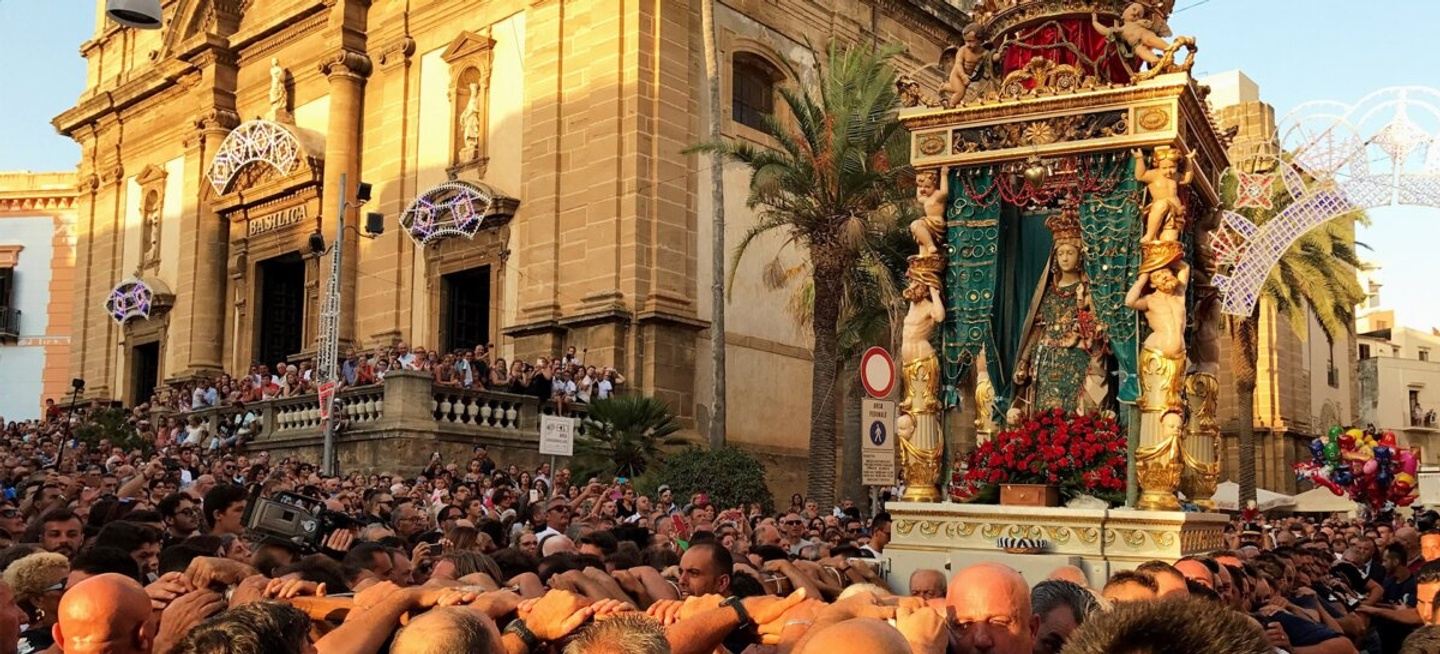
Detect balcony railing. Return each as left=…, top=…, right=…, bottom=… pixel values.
left=162, top=371, right=589, bottom=456
left=0, top=307, right=18, bottom=341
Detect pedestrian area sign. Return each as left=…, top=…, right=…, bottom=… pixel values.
left=861, top=399, right=896, bottom=486
left=539, top=414, right=577, bottom=457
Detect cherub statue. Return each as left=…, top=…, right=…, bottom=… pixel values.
left=940, top=24, right=987, bottom=107
left=1091, top=2, right=1175, bottom=67
left=1134, top=146, right=1195, bottom=243
left=911, top=167, right=949, bottom=257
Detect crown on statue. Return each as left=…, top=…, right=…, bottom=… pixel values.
left=1152, top=145, right=1183, bottom=164
left=1044, top=207, right=1083, bottom=247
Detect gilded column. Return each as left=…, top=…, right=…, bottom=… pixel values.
left=318, top=50, right=372, bottom=348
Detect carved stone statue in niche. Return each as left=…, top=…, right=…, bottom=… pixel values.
left=459, top=81, right=482, bottom=162
left=269, top=58, right=293, bottom=124
left=142, top=190, right=161, bottom=267
left=1013, top=208, right=1108, bottom=415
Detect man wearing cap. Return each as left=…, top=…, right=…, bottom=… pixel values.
left=656, top=486, right=677, bottom=515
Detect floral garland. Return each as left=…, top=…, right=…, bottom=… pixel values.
left=951, top=408, right=1127, bottom=504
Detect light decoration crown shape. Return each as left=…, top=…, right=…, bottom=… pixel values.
left=207, top=120, right=304, bottom=195
left=400, top=181, right=498, bottom=245
left=1211, top=86, right=1440, bottom=317
left=105, top=278, right=155, bottom=325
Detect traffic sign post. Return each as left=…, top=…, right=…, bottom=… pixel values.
left=539, top=414, right=577, bottom=457
left=859, top=346, right=896, bottom=399
left=861, top=398, right=896, bottom=486
left=318, top=381, right=338, bottom=421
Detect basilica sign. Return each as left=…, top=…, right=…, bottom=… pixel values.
left=247, top=205, right=307, bottom=237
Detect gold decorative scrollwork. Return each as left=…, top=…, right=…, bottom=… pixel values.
left=1137, top=106, right=1170, bottom=131
left=918, top=133, right=947, bottom=156
left=1120, top=529, right=1148, bottom=548
left=895, top=520, right=915, bottom=536
left=919, top=520, right=942, bottom=537
left=999, top=57, right=1096, bottom=99
left=981, top=523, right=1008, bottom=539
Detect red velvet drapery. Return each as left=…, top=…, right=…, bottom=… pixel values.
left=1000, top=16, right=1134, bottom=85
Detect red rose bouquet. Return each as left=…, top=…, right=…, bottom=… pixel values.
left=950, top=408, right=1127, bottom=505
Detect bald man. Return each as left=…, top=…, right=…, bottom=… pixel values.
left=947, top=563, right=1035, bottom=654
left=909, top=569, right=947, bottom=602
left=392, top=607, right=503, bottom=654
left=1173, top=558, right=1214, bottom=590
left=53, top=573, right=153, bottom=654
left=1047, top=565, right=1089, bottom=588
left=798, top=618, right=911, bottom=654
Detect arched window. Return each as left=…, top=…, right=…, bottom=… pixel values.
left=732, top=52, right=780, bottom=132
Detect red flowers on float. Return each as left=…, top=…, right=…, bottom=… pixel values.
left=951, top=408, right=1127, bottom=505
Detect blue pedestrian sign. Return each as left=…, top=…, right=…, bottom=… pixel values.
left=869, top=420, right=887, bottom=446
left=861, top=398, right=896, bottom=486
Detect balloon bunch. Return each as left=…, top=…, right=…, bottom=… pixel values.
left=1295, top=426, right=1419, bottom=512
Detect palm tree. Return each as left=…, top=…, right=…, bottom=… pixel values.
left=761, top=223, right=911, bottom=505
left=701, top=0, right=728, bottom=449
left=691, top=43, right=913, bottom=506
left=576, top=395, right=686, bottom=480
left=1226, top=172, right=1366, bottom=504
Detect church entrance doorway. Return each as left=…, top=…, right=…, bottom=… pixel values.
left=256, top=253, right=306, bottom=367
left=440, top=265, right=491, bottom=353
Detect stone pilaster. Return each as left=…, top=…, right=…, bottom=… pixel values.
left=174, top=110, right=238, bottom=379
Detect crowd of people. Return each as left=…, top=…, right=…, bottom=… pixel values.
left=146, top=343, right=627, bottom=416
left=10, top=392, right=1440, bottom=653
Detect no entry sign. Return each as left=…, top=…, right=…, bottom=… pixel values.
left=859, top=346, right=896, bottom=399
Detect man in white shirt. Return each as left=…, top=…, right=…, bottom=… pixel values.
left=271, top=362, right=289, bottom=387
left=395, top=342, right=417, bottom=370
left=858, top=512, right=892, bottom=558
left=534, top=497, right=571, bottom=543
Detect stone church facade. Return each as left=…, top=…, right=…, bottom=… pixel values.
left=55, top=0, right=964, bottom=484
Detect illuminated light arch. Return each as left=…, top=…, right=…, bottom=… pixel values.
left=1211, top=86, right=1440, bottom=317
left=104, top=276, right=174, bottom=325
left=207, top=120, right=314, bottom=195
left=400, top=180, right=518, bottom=246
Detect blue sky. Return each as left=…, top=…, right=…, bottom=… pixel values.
left=1, top=1, right=1437, bottom=328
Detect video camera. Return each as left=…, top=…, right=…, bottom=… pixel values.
left=243, top=489, right=357, bottom=554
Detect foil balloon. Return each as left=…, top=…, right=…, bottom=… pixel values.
left=1380, top=431, right=1398, bottom=447
left=1325, top=438, right=1341, bottom=465
left=1401, top=450, right=1418, bottom=475
left=1363, top=459, right=1379, bottom=476
left=1328, top=425, right=1343, bottom=440
left=1310, top=439, right=1325, bottom=464
left=1374, top=445, right=1392, bottom=462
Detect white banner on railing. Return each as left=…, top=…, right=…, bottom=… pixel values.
left=539, top=414, right=577, bottom=457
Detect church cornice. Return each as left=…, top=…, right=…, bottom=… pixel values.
left=53, top=57, right=208, bottom=139
left=871, top=0, right=971, bottom=46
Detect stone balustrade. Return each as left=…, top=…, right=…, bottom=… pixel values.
left=162, top=371, right=589, bottom=473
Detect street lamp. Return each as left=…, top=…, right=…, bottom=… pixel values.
left=316, top=175, right=382, bottom=476
left=106, top=0, right=163, bottom=29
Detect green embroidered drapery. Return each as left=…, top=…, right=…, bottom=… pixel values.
left=988, top=207, right=1055, bottom=415
left=1078, top=154, right=1142, bottom=402
left=941, top=166, right=1001, bottom=407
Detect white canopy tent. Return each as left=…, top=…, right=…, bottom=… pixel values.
left=1212, top=481, right=1297, bottom=512
left=1292, top=486, right=1359, bottom=515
